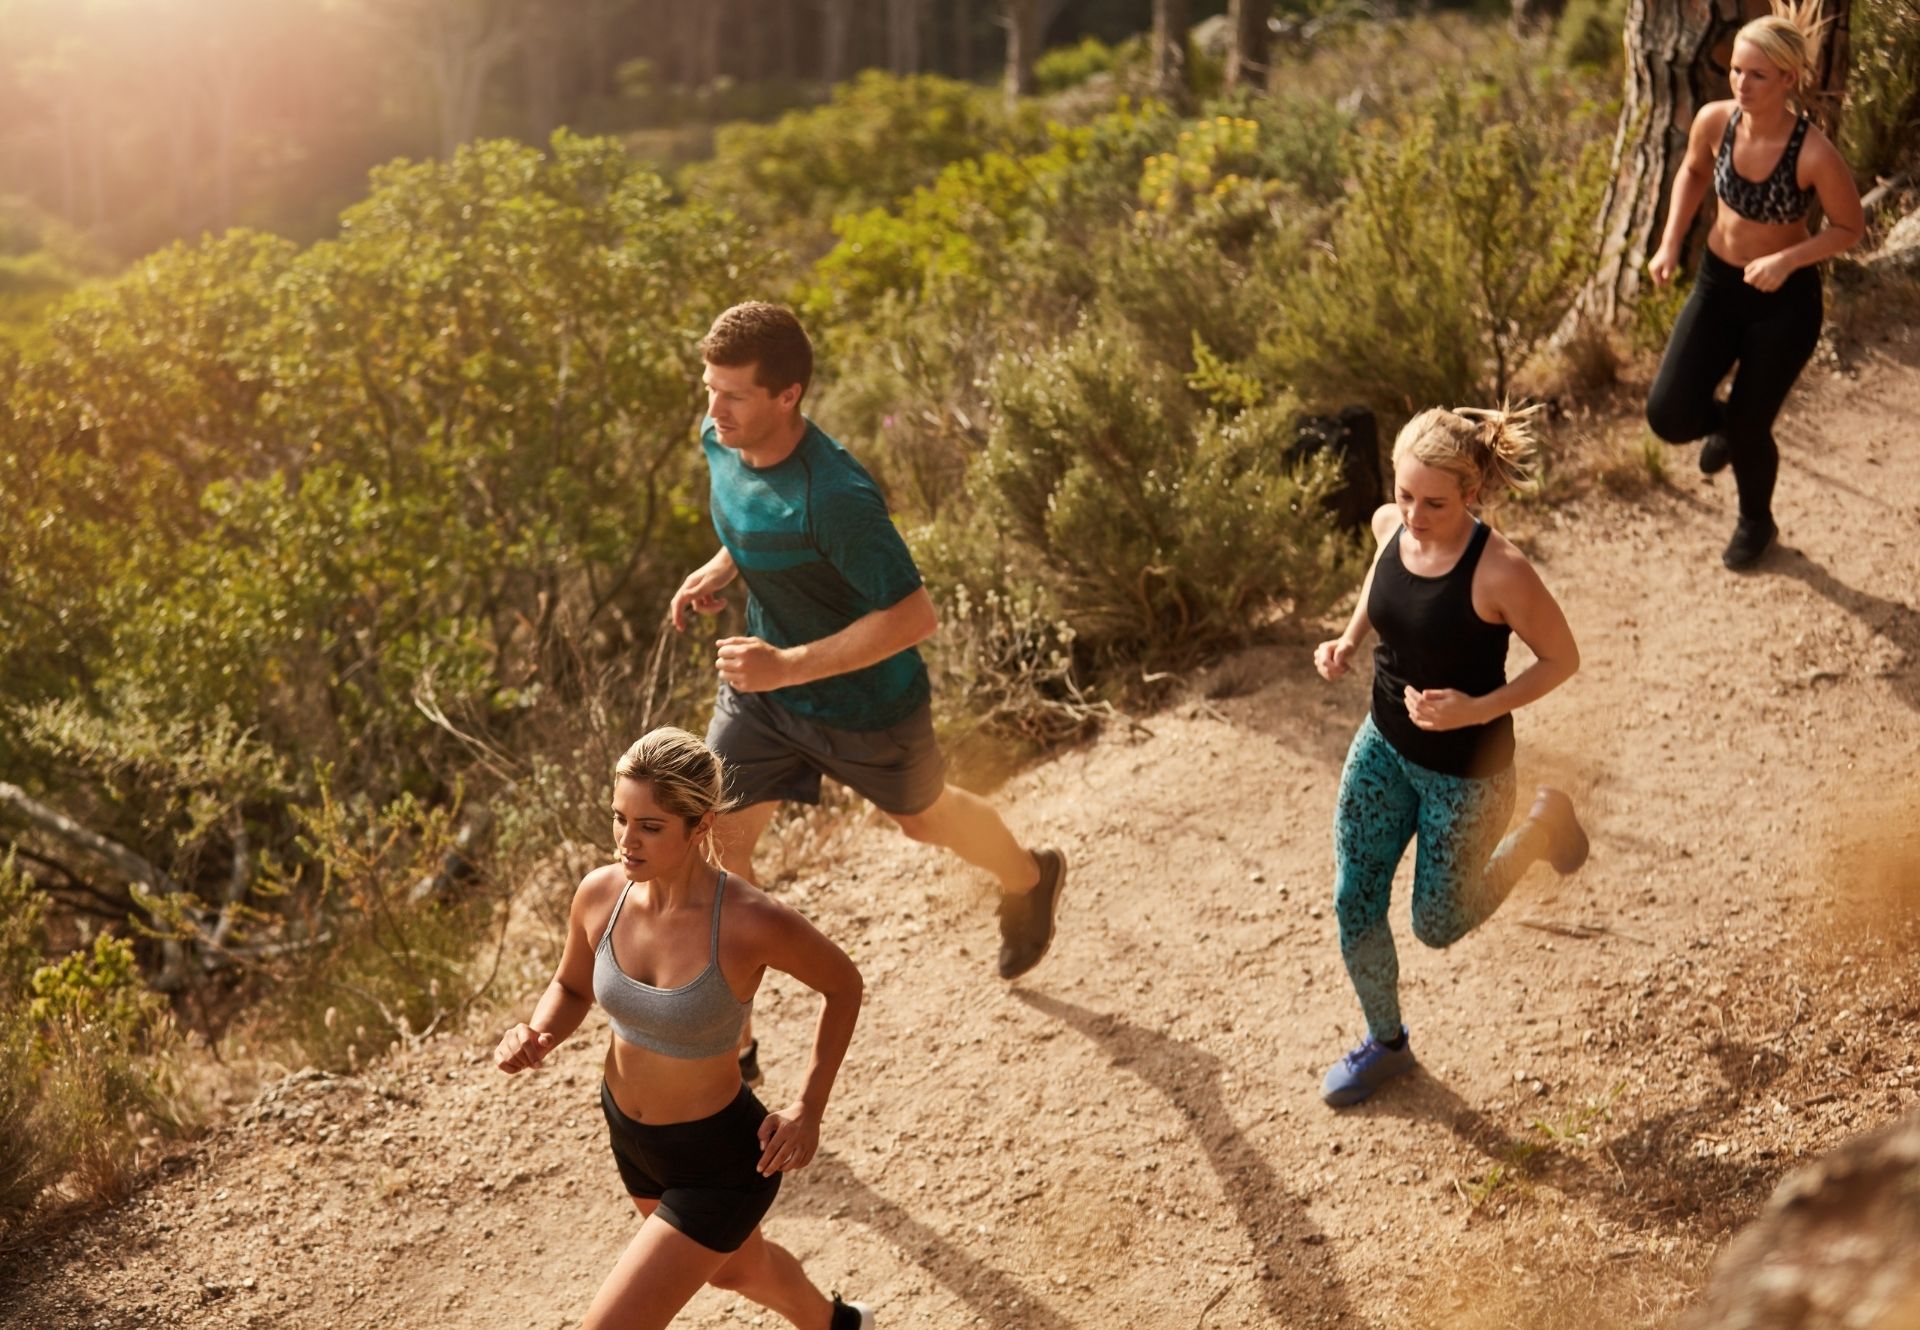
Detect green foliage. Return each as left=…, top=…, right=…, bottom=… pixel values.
left=257, top=781, right=487, bottom=1072
left=1260, top=84, right=1610, bottom=412
left=1037, top=36, right=1121, bottom=92
left=1551, top=0, right=1627, bottom=73
left=1842, top=0, right=1920, bottom=180
left=27, top=935, right=169, bottom=1053
left=687, top=72, right=1040, bottom=238
left=0, top=857, right=192, bottom=1228
left=963, top=320, right=1355, bottom=666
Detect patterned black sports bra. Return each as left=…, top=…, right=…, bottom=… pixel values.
left=1714, top=108, right=1815, bottom=225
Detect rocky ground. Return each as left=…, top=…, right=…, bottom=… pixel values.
left=5, top=325, right=1919, bottom=1329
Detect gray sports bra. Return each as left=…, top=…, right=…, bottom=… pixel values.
left=592, top=871, right=752, bottom=1059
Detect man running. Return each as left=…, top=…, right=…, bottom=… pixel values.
left=671, top=303, right=1067, bottom=1027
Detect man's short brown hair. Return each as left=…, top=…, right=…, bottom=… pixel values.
left=699, top=302, right=813, bottom=398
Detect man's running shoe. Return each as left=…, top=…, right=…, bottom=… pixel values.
left=737, top=1038, right=762, bottom=1086
left=997, top=848, right=1067, bottom=980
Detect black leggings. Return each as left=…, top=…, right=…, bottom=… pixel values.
left=1645, top=249, right=1822, bottom=523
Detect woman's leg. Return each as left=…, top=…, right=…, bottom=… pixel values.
left=1333, top=719, right=1422, bottom=1040
left=1722, top=272, right=1824, bottom=527
left=583, top=1202, right=730, bottom=1330
left=1405, top=764, right=1528, bottom=950
left=707, top=1226, right=836, bottom=1329
left=1645, top=274, right=1740, bottom=447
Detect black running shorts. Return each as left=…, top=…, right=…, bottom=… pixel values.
left=705, top=683, right=945, bottom=816
left=599, top=1082, right=781, bottom=1254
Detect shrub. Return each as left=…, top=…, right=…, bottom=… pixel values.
left=0, top=856, right=193, bottom=1229
left=1842, top=0, right=1920, bottom=181
left=1037, top=36, right=1120, bottom=92
left=960, top=320, right=1356, bottom=668
left=1552, top=0, right=1628, bottom=72
left=687, top=72, right=1040, bottom=237
left=1260, top=84, right=1611, bottom=412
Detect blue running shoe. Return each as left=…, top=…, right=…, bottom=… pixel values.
left=1320, top=1030, right=1416, bottom=1107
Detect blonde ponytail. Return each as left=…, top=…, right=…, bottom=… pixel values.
left=1391, top=402, right=1542, bottom=502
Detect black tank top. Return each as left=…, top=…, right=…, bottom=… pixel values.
left=1367, top=522, right=1515, bottom=778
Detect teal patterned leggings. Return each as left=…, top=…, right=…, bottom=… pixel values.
left=1333, top=715, right=1546, bottom=1040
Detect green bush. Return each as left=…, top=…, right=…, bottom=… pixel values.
left=1037, top=36, right=1120, bottom=92
left=687, top=72, right=1040, bottom=237
left=1260, top=85, right=1610, bottom=412
left=957, top=320, right=1355, bottom=667
left=1552, top=0, right=1627, bottom=72
left=0, top=856, right=192, bottom=1229
left=1842, top=0, right=1920, bottom=180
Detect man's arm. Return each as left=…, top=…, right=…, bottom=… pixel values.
left=716, top=586, right=936, bottom=693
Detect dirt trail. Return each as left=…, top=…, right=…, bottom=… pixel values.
left=8, top=334, right=1920, bottom=1330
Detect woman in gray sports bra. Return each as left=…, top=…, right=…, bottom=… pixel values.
left=1644, top=0, right=1863, bottom=570
left=495, top=727, right=873, bottom=1330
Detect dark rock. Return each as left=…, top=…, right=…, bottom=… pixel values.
left=1287, top=407, right=1386, bottom=530
left=1680, top=1109, right=1920, bottom=1330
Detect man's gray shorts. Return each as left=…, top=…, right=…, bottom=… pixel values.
left=705, top=685, right=946, bottom=816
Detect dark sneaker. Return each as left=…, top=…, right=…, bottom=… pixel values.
left=830, top=1295, right=875, bottom=1330
left=997, top=848, right=1067, bottom=980
left=1699, top=432, right=1732, bottom=475
left=1320, top=1029, right=1416, bottom=1107
left=1529, top=786, right=1589, bottom=875
left=737, top=1038, right=762, bottom=1087
left=1721, top=515, right=1777, bottom=570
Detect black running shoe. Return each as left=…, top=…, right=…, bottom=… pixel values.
left=1699, top=432, right=1732, bottom=475
left=997, top=848, right=1067, bottom=980
left=737, top=1038, right=762, bottom=1086
left=1529, top=787, right=1589, bottom=875
left=1721, top=515, right=1777, bottom=570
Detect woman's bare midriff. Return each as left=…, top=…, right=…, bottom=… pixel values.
left=1708, top=213, right=1812, bottom=268
left=604, top=1038, right=744, bottom=1123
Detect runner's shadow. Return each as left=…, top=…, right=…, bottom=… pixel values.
left=1766, top=546, right=1920, bottom=712
left=1015, top=991, right=1351, bottom=1324
left=780, top=1151, right=1076, bottom=1330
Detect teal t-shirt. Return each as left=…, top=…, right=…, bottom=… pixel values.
left=702, top=418, right=930, bottom=731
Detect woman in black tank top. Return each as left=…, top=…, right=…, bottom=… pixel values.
left=1309, top=406, right=1590, bottom=1108
left=1644, top=1, right=1863, bottom=569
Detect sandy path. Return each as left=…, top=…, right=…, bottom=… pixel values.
left=8, top=333, right=1919, bottom=1330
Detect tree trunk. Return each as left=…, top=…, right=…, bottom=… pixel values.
left=524, top=14, right=563, bottom=141
left=951, top=0, right=975, bottom=78
left=1004, top=0, right=1037, bottom=104
left=1574, top=0, right=1851, bottom=328
left=1153, top=0, right=1192, bottom=105
left=888, top=0, right=923, bottom=74
left=1226, top=0, right=1271, bottom=91
left=822, top=0, right=855, bottom=82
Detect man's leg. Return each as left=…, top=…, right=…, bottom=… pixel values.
left=889, top=785, right=1064, bottom=979
left=888, top=785, right=1039, bottom=893
left=713, top=800, right=782, bottom=885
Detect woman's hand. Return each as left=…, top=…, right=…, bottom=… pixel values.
left=756, top=1101, right=821, bottom=1175
left=1648, top=242, right=1682, bottom=286
left=1314, top=638, right=1358, bottom=681
left=1742, top=252, right=1796, bottom=292
left=494, top=1023, right=556, bottom=1074
left=1403, top=686, right=1486, bottom=732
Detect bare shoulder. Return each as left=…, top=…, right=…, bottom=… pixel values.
left=571, top=864, right=626, bottom=932
left=1368, top=503, right=1400, bottom=547
left=1798, top=122, right=1849, bottom=173
left=1697, top=99, right=1736, bottom=135
left=1479, top=527, right=1546, bottom=592
left=720, top=874, right=808, bottom=941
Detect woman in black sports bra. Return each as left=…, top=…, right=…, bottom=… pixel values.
left=495, top=728, right=872, bottom=1330
left=1645, top=0, right=1863, bottom=570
